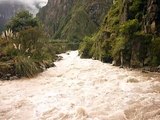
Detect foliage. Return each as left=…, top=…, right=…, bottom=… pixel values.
left=106, top=0, right=120, bottom=32
left=79, top=0, right=160, bottom=67
left=56, top=7, right=97, bottom=43
left=14, top=55, right=42, bottom=77
left=111, top=36, right=126, bottom=58
left=79, top=0, right=120, bottom=62
left=129, top=0, right=143, bottom=12
left=38, top=0, right=112, bottom=43
left=120, top=19, right=140, bottom=36
left=7, top=11, right=39, bottom=32
left=150, top=37, right=160, bottom=66
left=90, top=32, right=109, bottom=61
left=79, top=30, right=112, bottom=62
left=79, top=36, right=94, bottom=58
left=0, top=11, right=57, bottom=79
left=129, top=0, right=147, bottom=19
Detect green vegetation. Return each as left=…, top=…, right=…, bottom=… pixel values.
left=1, top=0, right=159, bottom=79
left=14, top=55, right=42, bottom=77
left=79, top=0, right=160, bottom=68
left=38, top=0, right=112, bottom=43
left=7, top=11, right=39, bottom=32
left=151, top=37, right=160, bottom=66
left=0, top=11, right=57, bottom=79
left=79, top=36, right=94, bottom=58
left=56, top=7, right=97, bottom=43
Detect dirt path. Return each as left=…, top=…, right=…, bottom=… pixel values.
left=0, top=51, right=160, bottom=120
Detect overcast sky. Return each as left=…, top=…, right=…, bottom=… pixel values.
left=0, top=0, right=48, bottom=5
left=0, top=0, right=48, bottom=14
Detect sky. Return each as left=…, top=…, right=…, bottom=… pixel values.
left=0, top=0, right=48, bottom=14
left=0, top=0, right=48, bottom=5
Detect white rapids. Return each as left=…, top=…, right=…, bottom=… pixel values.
left=0, top=51, right=160, bottom=120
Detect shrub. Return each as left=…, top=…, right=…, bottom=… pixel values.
left=150, top=37, right=160, bottom=66
left=14, top=56, right=42, bottom=78
left=79, top=36, right=94, bottom=58
left=111, top=36, right=126, bottom=58
left=0, top=11, right=57, bottom=79
left=120, top=19, right=140, bottom=37
left=0, top=62, right=13, bottom=76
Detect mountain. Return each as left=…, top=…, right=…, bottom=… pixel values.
left=0, top=1, right=26, bottom=32
left=80, top=0, right=160, bottom=67
left=0, top=0, right=47, bottom=32
left=37, top=0, right=113, bottom=42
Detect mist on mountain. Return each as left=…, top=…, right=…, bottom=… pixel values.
left=0, top=0, right=48, bottom=32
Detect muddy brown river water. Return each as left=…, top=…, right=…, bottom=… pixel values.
left=0, top=51, right=160, bottom=120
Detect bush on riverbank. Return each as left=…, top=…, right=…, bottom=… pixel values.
left=0, top=11, right=56, bottom=80
left=79, top=36, right=94, bottom=58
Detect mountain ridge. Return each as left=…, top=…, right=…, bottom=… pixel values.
left=37, top=0, right=113, bottom=42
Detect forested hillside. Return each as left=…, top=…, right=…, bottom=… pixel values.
left=80, top=0, right=160, bottom=68
left=37, top=0, right=113, bottom=43
left=38, top=0, right=160, bottom=68
left=1, top=0, right=160, bottom=80
left=0, top=1, right=160, bottom=119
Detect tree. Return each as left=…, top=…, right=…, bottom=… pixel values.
left=0, top=11, right=56, bottom=79
left=7, top=11, right=39, bottom=32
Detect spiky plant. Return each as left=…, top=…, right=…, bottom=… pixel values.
left=14, top=55, right=42, bottom=78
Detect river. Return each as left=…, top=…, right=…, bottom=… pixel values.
left=0, top=51, right=160, bottom=120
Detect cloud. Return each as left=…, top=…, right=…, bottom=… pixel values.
left=0, top=0, right=48, bottom=5
left=0, top=0, right=48, bottom=14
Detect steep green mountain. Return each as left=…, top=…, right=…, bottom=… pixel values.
left=80, top=0, right=160, bottom=67
left=37, top=0, right=113, bottom=42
